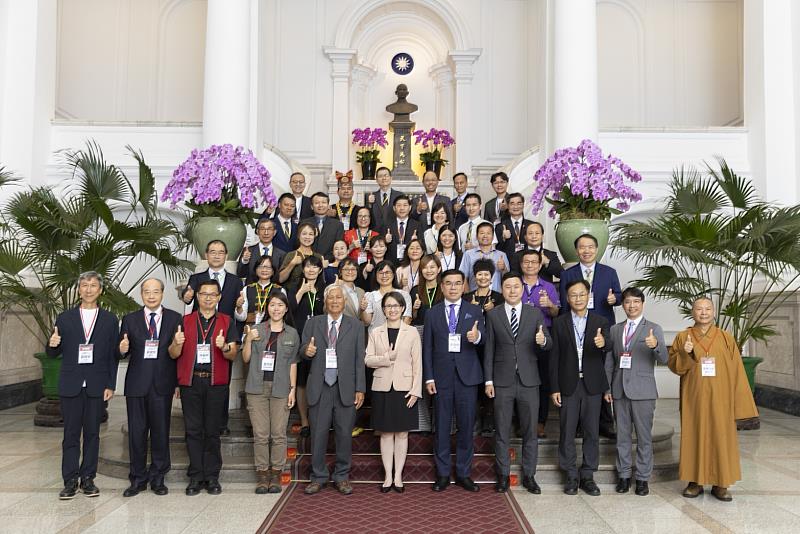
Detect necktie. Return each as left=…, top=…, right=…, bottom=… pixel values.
left=283, top=220, right=291, bottom=237
left=514, top=221, right=520, bottom=240
left=466, top=221, right=473, bottom=242
left=212, top=272, right=219, bottom=281
left=448, top=303, right=457, bottom=334
left=325, top=320, right=338, bottom=386
left=399, top=221, right=405, bottom=242
left=626, top=320, right=636, bottom=348
left=584, top=268, right=593, bottom=287
left=510, top=307, right=518, bottom=339
left=382, top=192, right=388, bottom=206
left=262, top=245, right=269, bottom=257
left=148, top=312, right=158, bottom=340
left=317, top=218, right=324, bottom=233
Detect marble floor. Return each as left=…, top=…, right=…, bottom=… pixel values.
left=0, top=398, right=798, bottom=533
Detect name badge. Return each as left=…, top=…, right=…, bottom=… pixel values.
left=197, top=343, right=211, bottom=364
left=701, top=357, right=716, bottom=377
left=620, top=352, right=632, bottom=369
left=342, top=219, right=350, bottom=231
left=144, top=340, right=159, bottom=359
left=78, top=344, right=94, bottom=364
left=261, top=350, right=276, bottom=372
left=448, top=333, right=461, bottom=352
left=358, top=251, right=368, bottom=265
left=515, top=243, right=525, bottom=252
left=587, top=295, right=595, bottom=309
left=326, top=348, right=337, bottom=369
left=396, top=244, right=406, bottom=260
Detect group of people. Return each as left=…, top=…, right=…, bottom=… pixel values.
left=47, top=168, right=757, bottom=503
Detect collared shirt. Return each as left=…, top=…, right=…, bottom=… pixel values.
left=459, top=247, right=509, bottom=292
left=277, top=215, right=292, bottom=233
left=457, top=217, right=497, bottom=249
left=571, top=310, right=588, bottom=373
left=143, top=305, right=163, bottom=339
left=327, top=314, right=342, bottom=346
left=294, top=194, right=304, bottom=217
left=580, top=262, right=597, bottom=282
left=396, top=218, right=410, bottom=240
left=504, top=302, right=523, bottom=326
left=623, top=315, right=643, bottom=350
left=521, top=277, right=559, bottom=327
left=259, top=242, right=273, bottom=257
left=208, top=268, right=226, bottom=288
left=425, top=194, right=437, bottom=224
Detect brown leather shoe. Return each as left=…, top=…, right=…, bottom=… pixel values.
left=682, top=482, right=703, bottom=498
left=335, top=480, right=353, bottom=495
left=537, top=423, right=547, bottom=439
left=255, top=469, right=270, bottom=494
left=304, top=481, right=324, bottom=495
left=268, top=469, right=282, bottom=494
left=711, top=485, right=732, bottom=502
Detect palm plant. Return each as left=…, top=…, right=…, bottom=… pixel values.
left=0, top=141, right=194, bottom=345
left=611, top=158, right=800, bottom=351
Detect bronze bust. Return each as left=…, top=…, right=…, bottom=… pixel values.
left=386, top=84, right=418, bottom=123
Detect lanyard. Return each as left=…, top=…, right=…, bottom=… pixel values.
left=522, top=282, right=538, bottom=304
left=357, top=229, right=369, bottom=248
left=690, top=326, right=719, bottom=356
left=336, top=203, right=353, bottom=219
left=254, top=283, right=273, bottom=312
left=441, top=252, right=454, bottom=270
left=624, top=321, right=638, bottom=351
left=573, top=315, right=587, bottom=350
left=425, top=284, right=438, bottom=306
left=144, top=309, right=161, bottom=340
left=307, top=290, right=318, bottom=315
left=80, top=308, right=99, bottom=344
left=198, top=315, right=217, bottom=343
left=265, top=328, right=283, bottom=351
left=409, top=267, right=419, bottom=288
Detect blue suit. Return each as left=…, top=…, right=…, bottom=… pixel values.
left=423, top=299, right=484, bottom=478
left=270, top=216, right=298, bottom=253
left=559, top=262, right=621, bottom=326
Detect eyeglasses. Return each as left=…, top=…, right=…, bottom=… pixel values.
left=341, top=267, right=357, bottom=273
left=198, top=292, right=220, bottom=298
left=383, top=304, right=403, bottom=309
left=207, top=250, right=227, bottom=256
left=443, top=280, right=463, bottom=287
left=521, top=260, right=540, bottom=265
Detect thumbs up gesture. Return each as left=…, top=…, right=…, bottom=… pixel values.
left=502, top=224, right=511, bottom=240
left=306, top=336, right=317, bottom=357
left=359, top=295, right=368, bottom=312
left=236, top=289, right=245, bottom=309
left=538, top=289, right=553, bottom=309
left=417, top=200, right=427, bottom=213
left=645, top=328, right=658, bottom=349
left=215, top=329, right=226, bottom=349
left=242, top=246, right=252, bottom=264
left=245, top=324, right=260, bottom=341
left=49, top=326, right=61, bottom=348
left=594, top=327, right=605, bottom=348
left=413, top=294, right=422, bottom=310
left=174, top=325, right=185, bottom=346
left=684, top=333, right=694, bottom=354
left=607, top=288, right=616, bottom=305
left=368, top=193, right=376, bottom=205
left=496, top=255, right=506, bottom=272
left=466, top=320, right=480, bottom=343
left=119, top=333, right=130, bottom=354
left=384, top=227, right=393, bottom=243
left=183, top=285, right=194, bottom=304
left=535, top=325, right=546, bottom=347
left=412, top=229, right=418, bottom=240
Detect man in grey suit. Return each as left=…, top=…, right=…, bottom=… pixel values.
left=302, top=192, right=344, bottom=259
left=484, top=272, right=551, bottom=494
left=411, top=170, right=454, bottom=230
left=604, top=287, right=667, bottom=496
left=300, top=285, right=366, bottom=495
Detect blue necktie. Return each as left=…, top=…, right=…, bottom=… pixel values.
left=448, top=303, right=457, bottom=334
left=149, top=312, right=158, bottom=340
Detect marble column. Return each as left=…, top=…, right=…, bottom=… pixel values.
left=324, top=47, right=357, bottom=177
left=449, top=49, right=481, bottom=178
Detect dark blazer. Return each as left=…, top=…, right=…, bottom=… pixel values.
left=495, top=217, right=533, bottom=258
left=294, top=194, right=314, bottom=222
left=332, top=202, right=360, bottom=231
left=422, top=300, right=485, bottom=387
left=549, top=311, right=610, bottom=396
left=483, top=304, right=552, bottom=387
left=558, top=262, right=621, bottom=326
left=185, top=270, right=244, bottom=318
left=484, top=195, right=508, bottom=223
left=384, top=218, right=422, bottom=264
left=46, top=307, right=120, bottom=397
left=119, top=307, right=181, bottom=397
left=271, top=216, right=298, bottom=252
left=236, top=243, right=287, bottom=284
left=510, top=246, right=563, bottom=284
left=302, top=216, right=344, bottom=259
left=605, top=318, right=668, bottom=400
left=451, top=194, right=468, bottom=228
left=368, top=188, right=402, bottom=231
left=410, top=193, right=454, bottom=231
left=300, top=314, right=366, bottom=407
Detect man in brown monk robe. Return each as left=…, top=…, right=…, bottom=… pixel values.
left=668, top=297, right=758, bottom=501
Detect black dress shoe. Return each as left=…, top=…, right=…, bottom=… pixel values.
left=495, top=475, right=510, bottom=493
left=392, top=484, right=405, bottom=494
left=432, top=476, right=450, bottom=492
left=300, top=426, right=311, bottom=438
left=123, top=483, right=147, bottom=497
left=580, top=478, right=601, bottom=496
left=522, top=476, right=541, bottom=494
left=151, top=482, right=169, bottom=496
left=59, top=479, right=79, bottom=500
left=599, top=427, right=617, bottom=440
left=185, top=480, right=203, bottom=496
left=80, top=478, right=100, bottom=497
left=635, top=480, right=649, bottom=496
left=616, top=477, right=631, bottom=493
left=455, top=477, right=480, bottom=492
left=206, top=479, right=222, bottom=495
left=564, top=478, right=579, bottom=495
left=380, top=484, right=392, bottom=493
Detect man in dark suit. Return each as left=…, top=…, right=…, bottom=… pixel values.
left=484, top=272, right=552, bottom=494
left=423, top=269, right=485, bottom=492
left=550, top=279, right=610, bottom=496
left=290, top=172, right=314, bottom=223
left=367, top=166, right=402, bottom=232
left=237, top=218, right=287, bottom=284
left=558, top=233, right=621, bottom=438
left=384, top=194, right=421, bottom=263
left=495, top=193, right=532, bottom=258
left=47, top=271, right=120, bottom=500
left=118, top=278, right=182, bottom=497
left=451, top=172, right=469, bottom=228
left=182, top=239, right=244, bottom=318
left=483, top=171, right=510, bottom=224
left=302, top=191, right=344, bottom=259
left=300, top=285, right=366, bottom=495
left=411, top=170, right=454, bottom=230
left=271, top=193, right=298, bottom=253
left=510, top=221, right=562, bottom=283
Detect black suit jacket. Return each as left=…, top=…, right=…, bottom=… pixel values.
left=384, top=218, right=422, bottom=264
left=368, top=188, right=402, bottom=231
left=495, top=217, right=532, bottom=258
left=271, top=216, right=298, bottom=252
left=46, top=307, right=120, bottom=397
left=484, top=195, right=509, bottom=223
left=510, top=246, right=563, bottom=284
left=549, top=311, right=609, bottom=396
left=410, top=193, right=454, bottom=231
left=294, top=194, right=314, bottom=222
left=483, top=304, right=551, bottom=387
left=451, top=195, right=468, bottom=228
left=302, top=216, right=345, bottom=259
left=184, top=270, right=243, bottom=318
left=236, top=243, right=287, bottom=284
left=119, top=307, right=181, bottom=396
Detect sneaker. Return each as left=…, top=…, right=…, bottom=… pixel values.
left=59, top=479, right=78, bottom=500
left=80, top=478, right=100, bottom=497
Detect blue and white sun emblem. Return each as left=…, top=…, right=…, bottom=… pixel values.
left=391, top=53, right=414, bottom=75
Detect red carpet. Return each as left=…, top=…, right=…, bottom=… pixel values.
left=257, top=483, right=534, bottom=534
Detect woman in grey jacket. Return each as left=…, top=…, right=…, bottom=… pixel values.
left=242, top=292, right=300, bottom=494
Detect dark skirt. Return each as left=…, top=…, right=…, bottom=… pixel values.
left=372, top=387, right=419, bottom=432
left=296, top=360, right=310, bottom=386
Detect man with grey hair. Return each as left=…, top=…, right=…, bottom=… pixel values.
left=46, top=271, right=120, bottom=500
left=118, top=278, right=183, bottom=497
left=299, top=284, right=366, bottom=495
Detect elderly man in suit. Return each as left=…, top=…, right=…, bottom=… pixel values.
left=303, top=192, right=345, bottom=259
left=550, top=279, right=610, bottom=497
left=367, top=166, right=402, bottom=232
left=411, top=170, right=454, bottom=231
left=238, top=218, right=287, bottom=285
left=47, top=271, right=120, bottom=500
left=300, top=284, right=366, bottom=495
left=271, top=193, right=298, bottom=253
left=423, top=269, right=485, bottom=492
left=484, top=272, right=552, bottom=494
left=604, top=287, right=668, bottom=496
left=118, top=278, right=182, bottom=497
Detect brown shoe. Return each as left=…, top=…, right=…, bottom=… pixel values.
left=335, top=480, right=353, bottom=495
left=304, top=481, right=324, bottom=495
left=537, top=423, right=547, bottom=439
left=268, top=469, right=282, bottom=494
left=711, top=485, right=732, bottom=502
left=682, top=482, right=703, bottom=498
left=255, top=469, right=270, bottom=495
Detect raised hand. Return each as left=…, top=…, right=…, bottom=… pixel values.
left=413, top=295, right=422, bottom=310
left=484, top=299, right=495, bottom=311
left=49, top=326, right=61, bottom=348
left=242, top=246, right=252, bottom=264
left=305, top=336, right=317, bottom=357
left=364, top=262, right=374, bottom=274
left=244, top=325, right=260, bottom=341
left=368, top=193, right=376, bottom=205
left=538, top=289, right=553, bottom=309
left=496, top=256, right=506, bottom=272
left=119, top=333, right=129, bottom=354
left=411, top=229, right=418, bottom=240
left=607, top=288, right=616, bottom=305
left=291, top=253, right=303, bottom=266
left=645, top=328, right=658, bottom=349
left=535, top=325, right=546, bottom=346
left=417, top=200, right=428, bottom=213
left=466, top=320, right=480, bottom=343
left=183, top=285, right=194, bottom=304
left=464, top=241, right=474, bottom=250
left=174, top=325, right=185, bottom=346
left=359, top=296, right=369, bottom=312
left=236, top=289, right=245, bottom=309
left=400, top=273, right=408, bottom=288
left=499, top=199, right=507, bottom=212
left=593, top=327, right=605, bottom=349
left=384, top=228, right=393, bottom=243
left=326, top=207, right=336, bottom=218
left=215, top=329, right=225, bottom=349
left=502, top=225, right=511, bottom=240
left=684, top=333, right=694, bottom=354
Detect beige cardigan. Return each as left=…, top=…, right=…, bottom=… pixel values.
left=364, top=322, right=422, bottom=398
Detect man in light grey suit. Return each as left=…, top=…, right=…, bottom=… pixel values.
left=604, top=287, right=667, bottom=496
left=484, top=272, right=552, bottom=494
left=300, top=285, right=366, bottom=495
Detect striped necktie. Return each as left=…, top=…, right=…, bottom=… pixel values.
left=510, top=306, right=519, bottom=339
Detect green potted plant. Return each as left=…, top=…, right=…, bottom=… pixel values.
left=0, top=141, right=193, bottom=424
left=611, top=158, right=800, bottom=398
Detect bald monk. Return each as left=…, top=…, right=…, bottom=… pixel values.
left=668, top=297, right=758, bottom=501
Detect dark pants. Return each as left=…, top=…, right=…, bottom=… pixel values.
left=180, top=377, right=228, bottom=481
left=126, top=387, right=173, bottom=486
left=309, top=382, right=356, bottom=484
left=433, top=375, right=477, bottom=478
left=537, top=352, right=550, bottom=424
left=558, top=379, right=601, bottom=480
left=494, top=375, right=539, bottom=476
left=61, top=389, right=103, bottom=483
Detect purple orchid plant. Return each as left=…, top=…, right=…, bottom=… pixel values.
left=530, top=139, right=643, bottom=220
left=413, top=128, right=455, bottom=166
left=161, top=144, right=277, bottom=225
left=352, top=127, right=388, bottom=163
